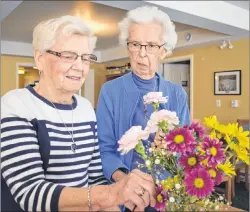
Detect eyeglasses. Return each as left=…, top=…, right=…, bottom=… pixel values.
left=46, top=50, right=97, bottom=64
left=127, top=42, right=165, bottom=54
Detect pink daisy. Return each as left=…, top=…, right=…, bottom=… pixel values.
left=178, top=152, right=204, bottom=172
left=201, top=136, right=225, bottom=167
left=154, top=184, right=168, bottom=212
left=186, top=122, right=205, bottom=139
left=184, top=167, right=214, bottom=198
left=207, top=168, right=223, bottom=186
left=165, top=127, right=196, bottom=153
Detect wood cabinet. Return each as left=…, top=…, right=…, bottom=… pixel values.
left=106, top=73, right=128, bottom=82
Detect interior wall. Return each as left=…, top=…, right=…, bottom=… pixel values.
left=1, top=55, right=35, bottom=95
left=164, top=38, right=249, bottom=124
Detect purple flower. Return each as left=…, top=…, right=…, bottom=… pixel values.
left=154, top=184, right=168, bottom=212
left=201, top=136, right=225, bottom=167
left=184, top=167, right=214, bottom=198
left=207, top=168, right=223, bottom=186
left=189, top=122, right=206, bottom=139
left=165, top=127, right=196, bottom=153
left=178, top=152, right=204, bottom=172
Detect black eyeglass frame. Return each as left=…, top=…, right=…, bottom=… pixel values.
left=126, top=41, right=165, bottom=53
left=46, top=50, right=97, bottom=63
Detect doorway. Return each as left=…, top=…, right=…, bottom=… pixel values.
left=159, top=55, right=194, bottom=120
left=18, top=66, right=39, bottom=89
left=16, top=63, right=38, bottom=89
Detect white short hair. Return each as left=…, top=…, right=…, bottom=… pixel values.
left=32, top=15, right=97, bottom=52
left=118, top=6, right=177, bottom=56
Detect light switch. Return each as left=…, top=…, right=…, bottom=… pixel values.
left=232, top=100, right=239, bottom=108
left=216, top=100, right=221, bottom=107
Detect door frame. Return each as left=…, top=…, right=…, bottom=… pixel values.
left=161, top=54, right=194, bottom=121
left=16, top=62, right=36, bottom=88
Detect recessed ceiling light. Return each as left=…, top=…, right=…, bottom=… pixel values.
left=18, top=70, right=25, bottom=74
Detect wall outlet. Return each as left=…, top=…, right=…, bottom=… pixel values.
left=231, top=100, right=239, bottom=108
left=216, top=100, right=221, bottom=107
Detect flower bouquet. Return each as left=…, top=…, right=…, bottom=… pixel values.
left=118, top=92, right=249, bottom=211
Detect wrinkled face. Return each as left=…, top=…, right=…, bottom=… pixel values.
left=38, top=34, right=93, bottom=93
left=128, top=22, right=167, bottom=79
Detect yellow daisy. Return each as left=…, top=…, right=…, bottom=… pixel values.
left=235, top=146, right=249, bottom=165
left=173, top=175, right=180, bottom=184
left=161, top=177, right=174, bottom=191
left=204, top=115, right=220, bottom=129
left=217, top=162, right=236, bottom=177
left=216, top=124, right=228, bottom=136
left=209, top=129, right=217, bottom=139
left=200, top=158, right=208, bottom=166
left=226, top=123, right=249, bottom=150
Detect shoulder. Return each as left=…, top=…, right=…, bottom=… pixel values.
left=1, top=88, right=32, bottom=120
left=2, top=88, right=28, bottom=102
left=74, top=94, right=94, bottom=110
left=74, top=94, right=96, bottom=119
left=1, top=88, right=31, bottom=116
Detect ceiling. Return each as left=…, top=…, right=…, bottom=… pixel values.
left=226, top=1, right=249, bottom=10
left=2, top=1, right=199, bottom=50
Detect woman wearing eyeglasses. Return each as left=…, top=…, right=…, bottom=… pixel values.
left=96, top=6, right=191, bottom=211
left=1, top=16, right=156, bottom=212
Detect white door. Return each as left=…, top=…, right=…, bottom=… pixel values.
left=161, top=63, right=190, bottom=107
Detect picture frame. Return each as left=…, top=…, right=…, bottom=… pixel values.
left=214, top=70, right=241, bottom=95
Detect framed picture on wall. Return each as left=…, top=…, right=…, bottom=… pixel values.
left=214, top=70, right=241, bottom=95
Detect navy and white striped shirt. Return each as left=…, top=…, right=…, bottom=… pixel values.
left=1, top=86, right=108, bottom=212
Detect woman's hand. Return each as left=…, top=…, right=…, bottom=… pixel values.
left=109, top=169, right=156, bottom=211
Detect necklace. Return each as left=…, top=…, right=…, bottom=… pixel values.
left=50, top=101, right=77, bottom=153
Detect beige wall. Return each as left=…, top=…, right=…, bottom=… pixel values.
left=18, top=74, right=25, bottom=88
left=164, top=38, right=249, bottom=124
left=1, top=55, right=35, bottom=95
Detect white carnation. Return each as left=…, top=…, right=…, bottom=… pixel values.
left=145, top=110, right=179, bottom=133
left=143, top=92, right=168, bottom=104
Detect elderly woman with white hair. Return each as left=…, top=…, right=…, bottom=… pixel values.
left=96, top=6, right=190, bottom=212
left=1, top=16, right=156, bottom=212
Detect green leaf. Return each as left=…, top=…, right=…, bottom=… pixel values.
left=190, top=196, right=198, bottom=203
left=135, top=140, right=147, bottom=159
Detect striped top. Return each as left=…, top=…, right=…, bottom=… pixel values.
left=1, top=86, right=108, bottom=212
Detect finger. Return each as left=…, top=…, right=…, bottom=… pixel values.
left=129, top=192, right=145, bottom=212
left=139, top=183, right=156, bottom=207
left=129, top=170, right=156, bottom=207
left=124, top=201, right=136, bottom=211
left=131, top=169, right=154, bottom=183
left=134, top=188, right=150, bottom=207
left=142, top=190, right=150, bottom=207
